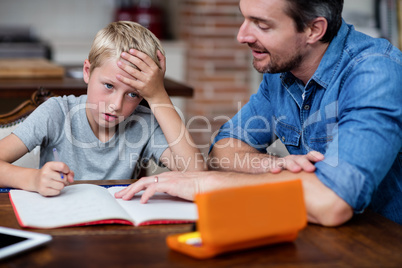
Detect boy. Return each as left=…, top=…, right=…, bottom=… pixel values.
left=0, top=21, right=205, bottom=196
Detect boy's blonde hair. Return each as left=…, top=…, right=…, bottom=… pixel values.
left=88, top=21, right=165, bottom=74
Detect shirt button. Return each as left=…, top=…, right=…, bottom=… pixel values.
left=281, top=136, right=286, bottom=142
left=304, top=104, right=310, bottom=110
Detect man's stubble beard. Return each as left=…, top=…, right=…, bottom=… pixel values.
left=253, top=50, right=304, bottom=74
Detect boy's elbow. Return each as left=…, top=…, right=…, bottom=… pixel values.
left=182, top=158, right=207, bottom=172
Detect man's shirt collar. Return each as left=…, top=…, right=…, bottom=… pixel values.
left=281, top=19, right=351, bottom=90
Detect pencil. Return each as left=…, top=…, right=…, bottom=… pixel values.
left=52, top=148, right=64, bottom=179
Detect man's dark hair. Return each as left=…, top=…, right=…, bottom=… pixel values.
left=283, top=0, right=344, bottom=43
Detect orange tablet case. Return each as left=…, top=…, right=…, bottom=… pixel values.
left=166, top=179, right=307, bottom=259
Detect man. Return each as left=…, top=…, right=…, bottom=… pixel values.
left=115, top=0, right=402, bottom=226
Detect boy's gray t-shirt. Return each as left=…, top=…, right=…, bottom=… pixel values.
left=13, top=95, right=168, bottom=180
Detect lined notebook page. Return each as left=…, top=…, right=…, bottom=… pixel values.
left=107, top=187, right=198, bottom=225
left=10, top=184, right=132, bottom=228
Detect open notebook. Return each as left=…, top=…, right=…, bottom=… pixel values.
left=9, top=184, right=198, bottom=229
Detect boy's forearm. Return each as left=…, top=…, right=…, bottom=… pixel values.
left=149, top=96, right=206, bottom=171
left=209, top=138, right=274, bottom=173
left=0, top=161, right=37, bottom=191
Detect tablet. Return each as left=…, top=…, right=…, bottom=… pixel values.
left=0, top=227, right=52, bottom=260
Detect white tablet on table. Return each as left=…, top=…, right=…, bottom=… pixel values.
left=0, top=227, right=52, bottom=260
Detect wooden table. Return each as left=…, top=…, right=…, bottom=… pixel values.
left=1, top=180, right=401, bottom=267
left=0, top=76, right=194, bottom=99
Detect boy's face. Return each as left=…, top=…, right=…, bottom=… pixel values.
left=83, top=58, right=143, bottom=133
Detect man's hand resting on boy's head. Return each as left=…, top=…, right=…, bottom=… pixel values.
left=33, top=162, right=74, bottom=197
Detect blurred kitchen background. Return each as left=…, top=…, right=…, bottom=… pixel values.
left=0, top=0, right=401, bottom=153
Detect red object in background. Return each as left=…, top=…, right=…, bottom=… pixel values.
left=132, top=0, right=164, bottom=39
left=115, top=0, right=134, bottom=21
left=115, top=0, right=164, bottom=39
left=115, top=8, right=133, bottom=21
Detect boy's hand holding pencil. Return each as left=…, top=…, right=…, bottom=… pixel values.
left=31, top=149, right=74, bottom=197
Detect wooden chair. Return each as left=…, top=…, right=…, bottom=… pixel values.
left=0, top=87, right=55, bottom=127
left=0, top=88, right=56, bottom=168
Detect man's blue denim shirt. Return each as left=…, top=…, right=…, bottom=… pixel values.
left=212, top=21, right=402, bottom=224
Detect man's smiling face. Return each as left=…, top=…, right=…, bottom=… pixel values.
left=237, top=0, right=308, bottom=74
